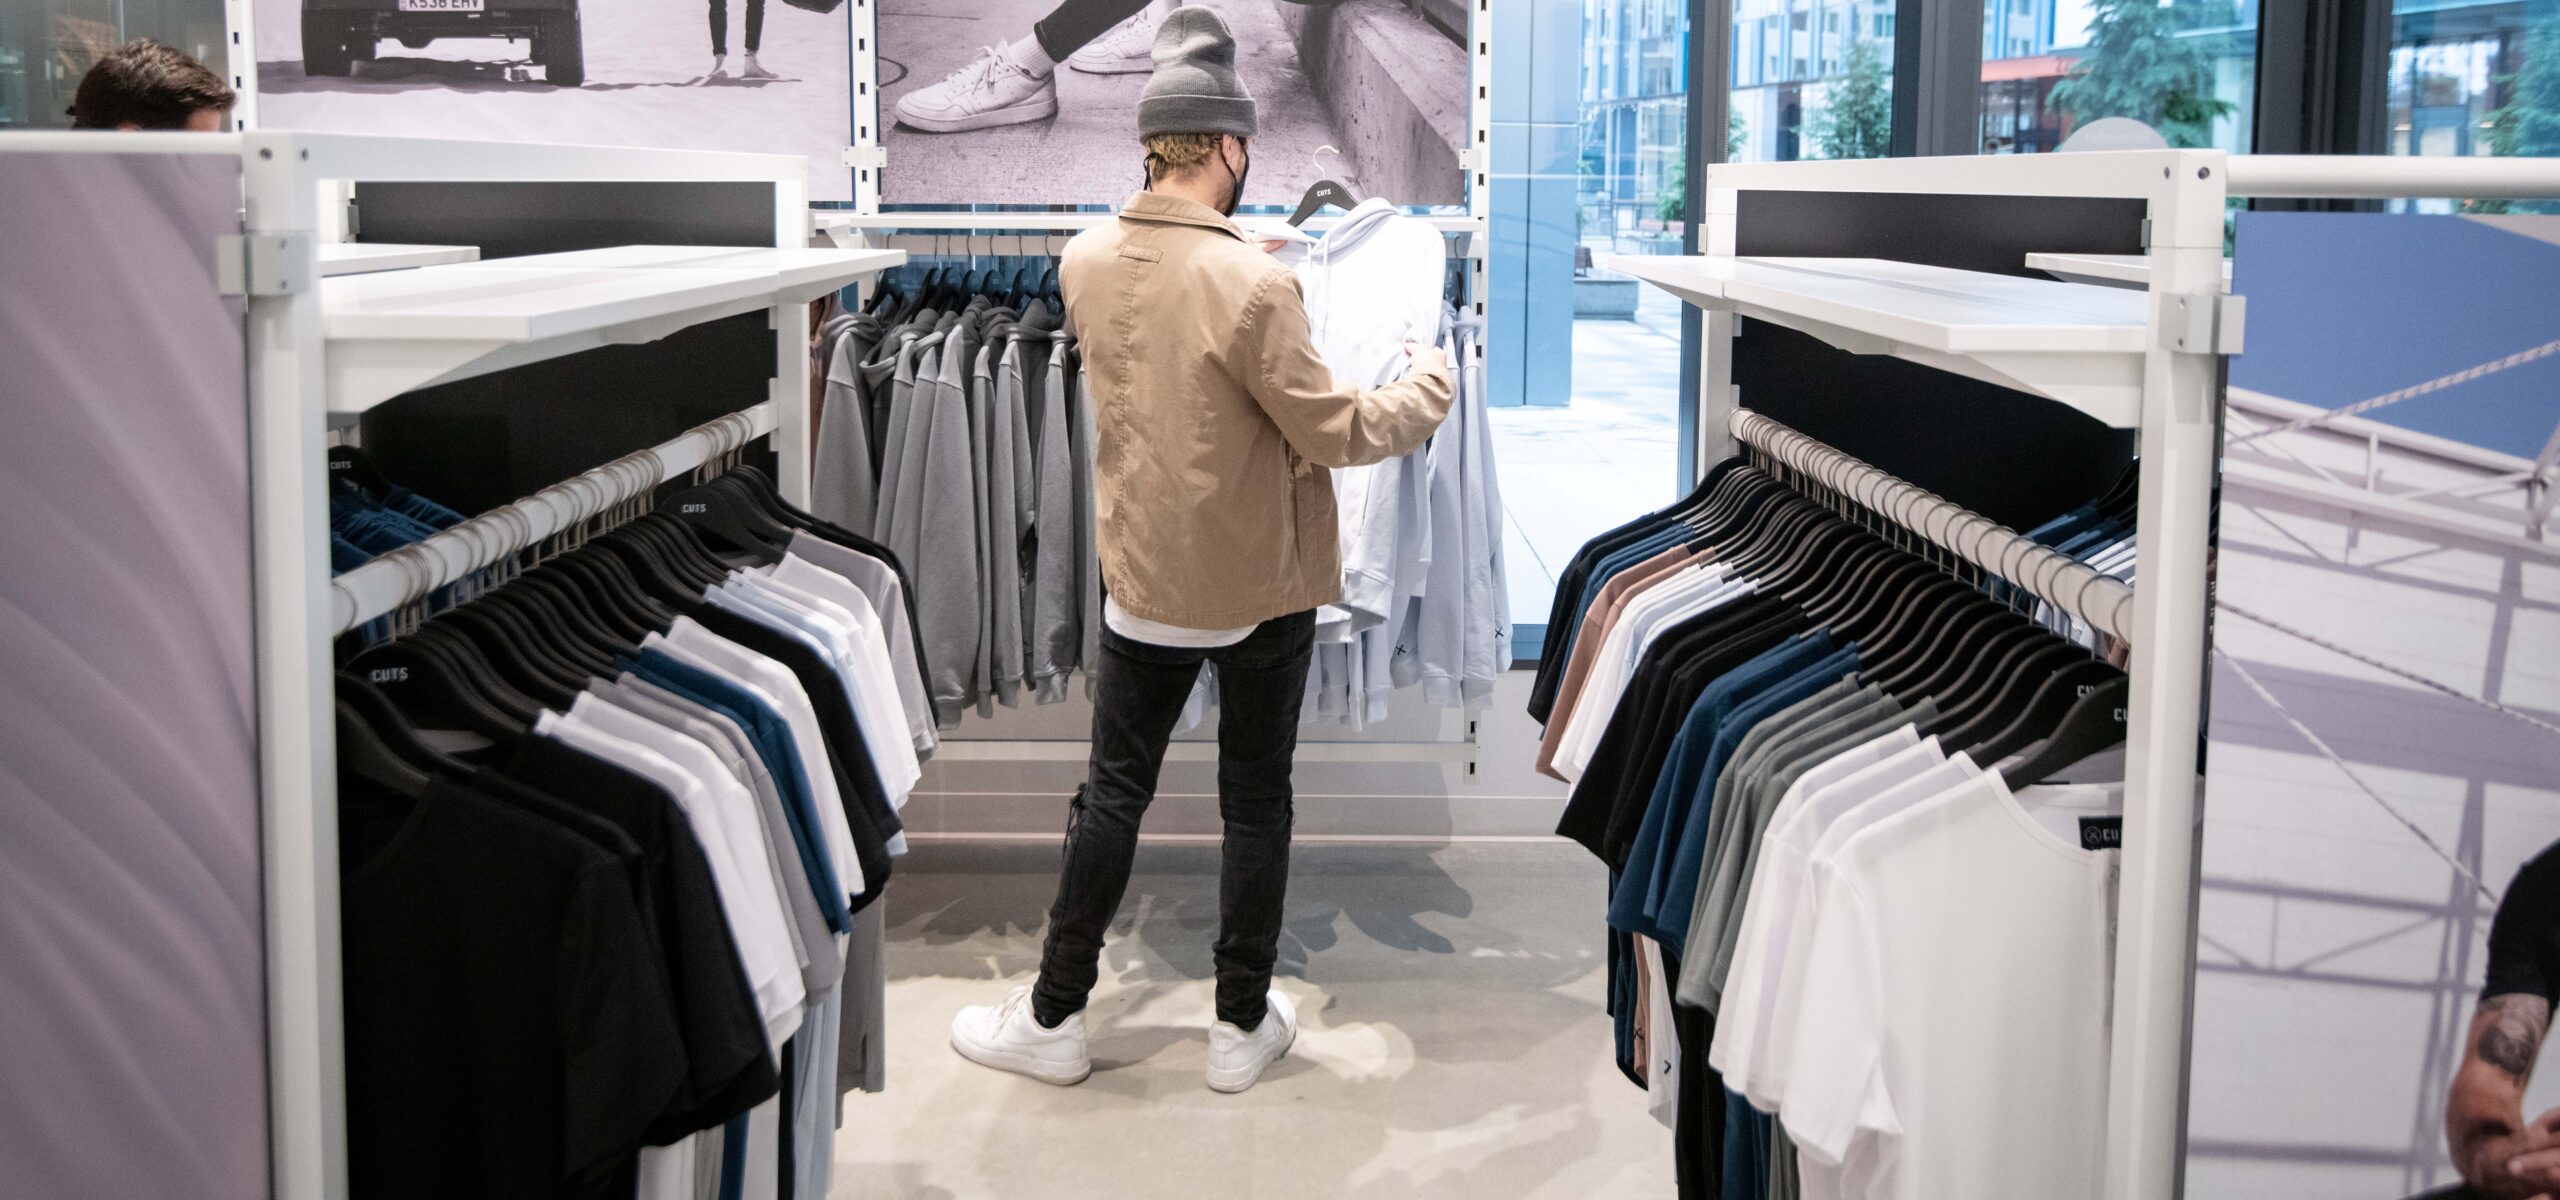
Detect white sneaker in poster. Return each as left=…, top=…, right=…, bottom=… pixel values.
left=740, top=53, right=777, bottom=80
left=1205, top=989, right=1297, bottom=1094
left=1067, top=7, right=1163, bottom=75
left=950, top=985, right=1091, bottom=1086
left=895, top=48, right=1059, bottom=133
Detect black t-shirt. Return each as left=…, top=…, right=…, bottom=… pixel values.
left=340, top=776, right=687, bottom=1198
left=503, top=736, right=779, bottom=1141
left=2486, top=841, right=2560, bottom=1003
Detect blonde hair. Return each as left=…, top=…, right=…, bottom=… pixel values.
left=1143, top=132, right=1243, bottom=183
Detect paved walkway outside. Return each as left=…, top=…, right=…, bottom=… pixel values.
left=1488, top=285, right=1685, bottom=628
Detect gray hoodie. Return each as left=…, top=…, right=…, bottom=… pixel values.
left=813, top=318, right=881, bottom=536
left=1023, top=315, right=1080, bottom=703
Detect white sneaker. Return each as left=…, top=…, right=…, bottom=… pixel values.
left=1067, top=6, right=1163, bottom=75
left=1206, top=989, right=1297, bottom=1093
left=740, top=52, right=777, bottom=79
left=950, top=985, right=1091, bottom=1085
left=895, top=47, right=1059, bottom=133
left=706, top=55, right=729, bottom=80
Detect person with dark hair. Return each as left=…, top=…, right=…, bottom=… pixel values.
left=69, top=39, right=235, bottom=131
left=2442, top=843, right=2560, bottom=1198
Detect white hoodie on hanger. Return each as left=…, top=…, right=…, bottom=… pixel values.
left=1288, top=198, right=1449, bottom=641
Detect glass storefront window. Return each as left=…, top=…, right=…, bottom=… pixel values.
left=1978, top=0, right=2258, bottom=154
left=2389, top=2, right=2560, bottom=212
left=1730, top=0, right=1896, bottom=163
left=0, top=0, right=231, bottom=129
left=1486, top=0, right=1689, bottom=641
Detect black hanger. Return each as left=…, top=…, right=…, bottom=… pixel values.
left=1857, top=578, right=1983, bottom=668
left=662, top=476, right=793, bottom=561
left=1937, top=641, right=2092, bottom=750
left=1290, top=178, right=1361, bottom=227
left=2000, top=675, right=2132, bottom=788
left=1868, top=598, right=2018, bottom=695
left=438, top=604, right=582, bottom=708
left=339, top=673, right=479, bottom=777
left=1800, top=550, right=1909, bottom=627
left=546, top=549, right=665, bottom=638
left=1824, top=551, right=1949, bottom=631
left=1973, top=661, right=2124, bottom=766
left=343, top=631, right=530, bottom=739
left=335, top=695, right=432, bottom=797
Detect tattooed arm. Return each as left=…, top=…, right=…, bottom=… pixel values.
left=2450, top=992, right=2560, bottom=1197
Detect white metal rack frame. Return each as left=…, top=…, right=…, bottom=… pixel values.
left=229, top=132, right=902, bottom=1200
left=1621, top=148, right=2560, bottom=1200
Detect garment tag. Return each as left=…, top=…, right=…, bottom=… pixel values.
left=2079, top=816, right=2124, bottom=851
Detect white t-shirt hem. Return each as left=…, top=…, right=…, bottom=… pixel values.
left=1104, top=596, right=1254, bottom=649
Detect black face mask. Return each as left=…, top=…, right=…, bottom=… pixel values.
left=1219, top=144, right=1250, bottom=217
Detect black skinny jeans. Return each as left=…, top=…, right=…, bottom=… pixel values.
left=1032, top=611, right=1316, bottom=1031
left=1031, top=0, right=1151, bottom=63
left=710, top=0, right=762, bottom=57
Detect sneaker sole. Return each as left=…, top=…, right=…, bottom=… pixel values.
left=1066, top=58, right=1152, bottom=75
left=950, top=1031, right=1091, bottom=1086
left=1205, top=1022, right=1297, bottom=1094
left=894, top=95, right=1059, bottom=134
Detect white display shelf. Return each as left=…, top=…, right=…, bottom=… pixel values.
left=456, top=245, right=903, bottom=304
left=2027, top=251, right=2232, bottom=291
left=322, top=246, right=903, bottom=415
left=1608, top=254, right=2149, bottom=427
left=317, top=242, right=480, bottom=276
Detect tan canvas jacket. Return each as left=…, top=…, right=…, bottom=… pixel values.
left=1060, top=191, right=1454, bottom=630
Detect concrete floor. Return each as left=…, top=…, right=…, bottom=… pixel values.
left=831, top=839, right=1674, bottom=1198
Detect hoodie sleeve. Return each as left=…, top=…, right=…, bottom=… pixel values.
left=1239, top=268, right=1453, bottom=470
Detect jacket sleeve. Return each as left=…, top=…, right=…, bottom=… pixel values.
left=1239, top=268, right=1454, bottom=470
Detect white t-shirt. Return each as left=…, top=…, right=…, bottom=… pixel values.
left=743, top=563, right=924, bottom=806
left=779, top=532, right=937, bottom=754
left=1779, top=772, right=2124, bottom=1200
left=1103, top=595, right=1253, bottom=649
left=1757, top=748, right=1980, bottom=1112
left=1710, top=724, right=1925, bottom=1093
left=1554, top=565, right=1749, bottom=779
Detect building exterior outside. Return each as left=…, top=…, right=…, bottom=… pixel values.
left=1580, top=0, right=1695, bottom=258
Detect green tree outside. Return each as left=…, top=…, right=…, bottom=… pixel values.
left=2049, top=0, right=2237, bottom=149
left=2479, top=17, right=2560, bottom=214
left=1812, top=36, right=1890, bottom=160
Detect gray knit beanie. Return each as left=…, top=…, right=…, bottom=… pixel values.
left=1138, top=6, right=1257, bottom=138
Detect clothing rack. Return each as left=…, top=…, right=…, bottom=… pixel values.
left=329, top=403, right=777, bottom=635
left=1731, top=410, right=2136, bottom=643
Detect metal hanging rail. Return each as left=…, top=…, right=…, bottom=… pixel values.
left=1731, top=410, right=2137, bottom=643
left=329, top=403, right=775, bottom=634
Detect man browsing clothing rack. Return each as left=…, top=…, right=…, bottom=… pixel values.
left=946, top=6, right=1452, bottom=1095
